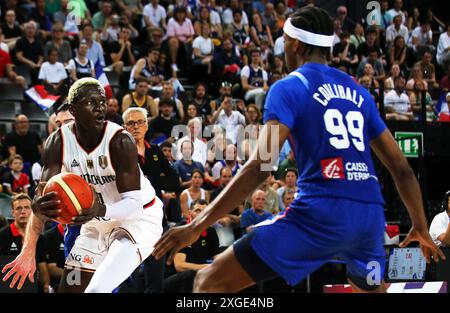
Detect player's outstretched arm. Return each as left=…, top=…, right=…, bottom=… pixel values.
left=370, top=129, right=446, bottom=263
left=153, top=120, right=290, bottom=263
left=2, top=130, right=63, bottom=289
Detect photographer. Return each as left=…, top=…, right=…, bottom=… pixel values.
left=211, top=95, right=246, bottom=145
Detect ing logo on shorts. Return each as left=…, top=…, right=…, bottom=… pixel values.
left=82, top=255, right=94, bottom=265
left=321, top=157, right=345, bottom=180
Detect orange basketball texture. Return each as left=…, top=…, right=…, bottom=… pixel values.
left=43, top=173, right=94, bottom=224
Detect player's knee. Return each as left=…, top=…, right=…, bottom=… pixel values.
left=193, top=267, right=221, bottom=292
left=193, top=267, right=231, bottom=293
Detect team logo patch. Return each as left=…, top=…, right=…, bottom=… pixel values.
left=321, top=157, right=345, bottom=180
left=83, top=255, right=94, bottom=265
left=86, top=159, right=94, bottom=169
left=98, top=155, right=108, bottom=169
left=71, top=159, right=80, bottom=167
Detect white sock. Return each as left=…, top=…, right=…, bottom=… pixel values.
left=84, top=237, right=140, bottom=293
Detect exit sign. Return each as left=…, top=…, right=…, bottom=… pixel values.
left=394, top=132, right=423, bottom=158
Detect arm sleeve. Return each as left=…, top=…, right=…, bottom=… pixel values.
left=67, top=59, right=75, bottom=70
left=263, top=78, right=300, bottom=131
left=240, top=66, right=249, bottom=78
left=211, top=162, right=221, bottom=180
left=31, top=162, right=42, bottom=182
left=60, top=64, right=68, bottom=79
left=23, top=174, right=30, bottom=188
left=104, top=190, right=143, bottom=221
left=167, top=20, right=175, bottom=37
left=384, top=93, right=393, bottom=107
left=192, top=37, right=200, bottom=50
left=188, top=20, right=195, bottom=36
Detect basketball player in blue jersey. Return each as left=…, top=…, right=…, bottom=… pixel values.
left=153, top=6, right=445, bottom=293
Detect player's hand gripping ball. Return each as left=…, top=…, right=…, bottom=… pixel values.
left=43, top=173, right=94, bottom=224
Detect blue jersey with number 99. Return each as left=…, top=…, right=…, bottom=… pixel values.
left=264, top=63, right=386, bottom=205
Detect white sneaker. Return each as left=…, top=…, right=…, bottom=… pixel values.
left=171, top=64, right=180, bottom=72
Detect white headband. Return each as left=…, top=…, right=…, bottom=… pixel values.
left=283, top=17, right=335, bottom=48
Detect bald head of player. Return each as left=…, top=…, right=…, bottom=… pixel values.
left=283, top=6, right=334, bottom=72
left=67, top=77, right=107, bottom=133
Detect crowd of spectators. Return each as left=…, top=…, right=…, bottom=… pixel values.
left=0, top=0, right=449, bottom=293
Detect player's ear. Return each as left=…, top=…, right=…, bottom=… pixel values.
left=68, top=104, right=74, bottom=115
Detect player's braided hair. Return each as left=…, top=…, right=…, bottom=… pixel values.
left=68, top=77, right=105, bottom=105
left=290, top=6, right=334, bottom=60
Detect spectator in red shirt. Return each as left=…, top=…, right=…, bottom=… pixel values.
left=2, top=154, right=30, bottom=196
left=0, top=49, right=26, bottom=88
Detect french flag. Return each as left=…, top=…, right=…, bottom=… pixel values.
left=95, top=60, right=113, bottom=99
left=435, top=92, right=450, bottom=122
left=25, top=85, right=60, bottom=111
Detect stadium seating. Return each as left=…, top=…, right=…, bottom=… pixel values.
left=0, top=84, right=24, bottom=102
left=20, top=101, right=50, bottom=123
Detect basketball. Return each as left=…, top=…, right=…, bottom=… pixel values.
left=43, top=173, right=94, bottom=224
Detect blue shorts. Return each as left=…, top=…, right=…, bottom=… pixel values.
left=233, top=197, right=386, bottom=290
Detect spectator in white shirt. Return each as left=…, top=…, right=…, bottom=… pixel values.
left=192, top=23, right=214, bottom=75
left=410, top=20, right=434, bottom=56
left=273, top=35, right=284, bottom=56
left=386, top=14, right=409, bottom=49
left=38, top=49, right=68, bottom=95
left=176, top=117, right=208, bottom=166
left=384, top=76, right=413, bottom=121
left=386, top=0, right=406, bottom=25
left=222, top=0, right=249, bottom=27
left=211, top=95, right=246, bottom=144
left=143, top=0, right=167, bottom=30
left=437, top=23, right=450, bottom=69
left=429, top=191, right=450, bottom=246
left=241, top=49, right=269, bottom=110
